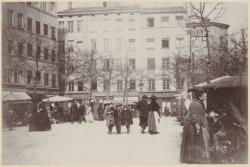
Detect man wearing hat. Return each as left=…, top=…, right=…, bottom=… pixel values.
left=137, top=95, right=149, bottom=133
left=113, top=103, right=122, bottom=134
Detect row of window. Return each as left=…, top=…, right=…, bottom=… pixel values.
left=7, top=9, right=56, bottom=39
left=102, top=57, right=170, bottom=71
left=3, top=69, right=57, bottom=88
left=67, top=38, right=171, bottom=52
left=7, top=40, right=56, bottom=62
left=58, top=14, right=184, bottom=33
left=68, top=78, right=171, bottom=92
left=147, top=15, right=184, bottom=27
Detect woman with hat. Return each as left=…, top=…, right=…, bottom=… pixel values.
left=105, top=103, right=114, bottom=134
left=180, top=88, right=210, bottom=163
left=148, top=95, right=161, bottom=134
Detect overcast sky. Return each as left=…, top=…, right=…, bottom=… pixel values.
left=220, top=2, right=248, bottom=33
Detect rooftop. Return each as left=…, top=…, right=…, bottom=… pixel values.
left=57, top=6, right=186, bottom=15
left=186, top=21, right=230, bottom=29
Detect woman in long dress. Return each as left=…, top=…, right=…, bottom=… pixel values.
left=85, top=104, right=94, bottom=123
left=105, top=104, right=114, bottom=134
left=148, top=96, right=161, bottom=134
left=180, top=89, right=210, bottom=163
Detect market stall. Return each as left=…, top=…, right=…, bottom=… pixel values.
left=2, top=91, right=32, bottom=127
left=42, top=95, right=73, bottom=123
left=194, top=75, right=247, bottom=163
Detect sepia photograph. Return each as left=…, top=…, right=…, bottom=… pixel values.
left=1, top=0, right=248, bottom=165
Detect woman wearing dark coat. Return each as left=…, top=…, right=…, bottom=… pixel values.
left=39, top=103, right=51, bottom=131
left=180, top=89, right=210, bottom=163
left=148, top=96, right=161, bottom=134
left=97, top=103, right=105, bottom=121
left=121, top=105, right=133, bottom=133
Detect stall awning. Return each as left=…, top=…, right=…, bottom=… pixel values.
left=194, top=75, right=247, bottom=89
left=2, top=91, right=31, bottom=102
left=42, top=95, right=73, bottom=102
left=113, top=96, right=138, bottom=103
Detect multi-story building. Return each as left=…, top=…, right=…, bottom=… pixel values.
left=57, top=4, right=188, bottom=112
left=182, top=20, right=229, bottom=89
left=2, top=2, right=60, bottom=105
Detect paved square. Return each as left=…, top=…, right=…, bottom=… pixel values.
left=3, top=117, right=182, bottom=165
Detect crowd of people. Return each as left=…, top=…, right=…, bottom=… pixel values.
left=104, top=95, right=161, bottom=135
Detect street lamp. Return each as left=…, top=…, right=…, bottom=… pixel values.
left=139, top=80, right=144, bottom=101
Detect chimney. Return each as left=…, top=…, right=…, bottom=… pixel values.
left=103, top=1, right=107, bottom=7
left=68, top=2, right=72, bottom=9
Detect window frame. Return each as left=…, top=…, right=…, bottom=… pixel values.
left=44, top=24, right=48, bottom=36
left=147, top=17, right=154, bottom=27
left=8, top=9, right=14, bottom=26
left=148, top=79, right=155, bottom=91
left=36, top=21, right=40, bottom=34
left=27, top=17, right=32, bottom=32
left=162, top=38, right=169, bottom=49
left=147, top=58, right=155, bottom=70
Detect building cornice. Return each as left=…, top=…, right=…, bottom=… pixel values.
left=57, top=6, right=186, bottom=16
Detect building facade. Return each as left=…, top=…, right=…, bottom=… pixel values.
left=2, top=2, right=60, bottom=102
left=57, top=4, right=189, bottom=112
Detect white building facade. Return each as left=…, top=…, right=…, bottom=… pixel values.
left=57, top=5, right=190, bottom=112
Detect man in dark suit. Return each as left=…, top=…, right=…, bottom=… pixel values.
left=137, top=95, right=149, bottom=133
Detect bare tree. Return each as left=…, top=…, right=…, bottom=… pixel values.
left=188, top=2, right=226, bottom=83
left=65, top=49, right=106, bottom=104
left=208, top=27, right=248, bottom=77
left=3, top=27, right=59, bottom=105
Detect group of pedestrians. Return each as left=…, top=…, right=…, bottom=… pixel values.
left=105, top=95, right=161, bottom=135
left=70, top=100, right=94, bottom=124
left=137, top=95, right=161, bottom=134
left=105, top=103, right=133, bottom=134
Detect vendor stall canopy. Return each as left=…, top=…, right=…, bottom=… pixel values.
left=194, top=75, right=247, bottom=89
left=2, top=91, right=31, bottom=102
left=42, top=95, right=73, bottom=102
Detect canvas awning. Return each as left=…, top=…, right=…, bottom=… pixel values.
left=2, top=91, right=31, bottom=102
left=194, top=75, right=247, bottom=89
left=113, top=96, right=138, bottom=103
left=42, top=95, right=73, bottom=102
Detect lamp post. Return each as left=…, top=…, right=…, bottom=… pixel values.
left=139, top=81, right=144, bottom=101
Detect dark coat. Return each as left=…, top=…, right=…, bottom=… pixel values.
left=148, top=101, right=160, bottom=116
left=39, top=107, right=51, bottom=131
left=78, top=104, right=86, bottom=116
left=70, top=103, right=78, bottom=115
left=121, top=108, right=133, bottom=126
left=97, top=105, right=104, bottom=120
left=137, top=99, right=149, bottom=118
left=113, top=107, right=122, bottom=125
